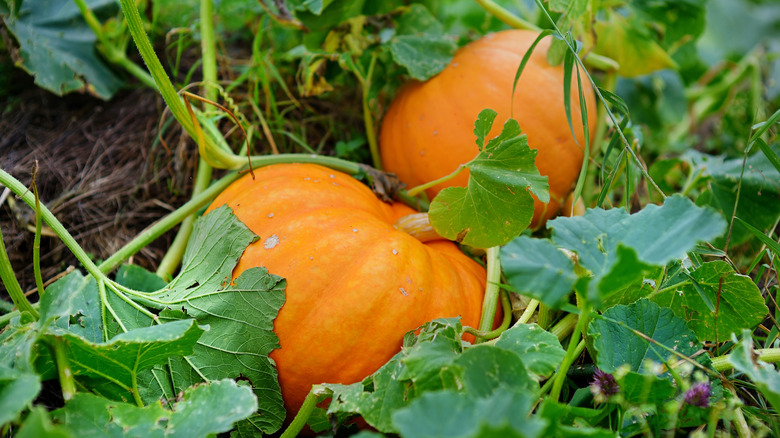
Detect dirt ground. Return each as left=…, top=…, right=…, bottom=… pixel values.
left=0, top=83, right=199, bottom=300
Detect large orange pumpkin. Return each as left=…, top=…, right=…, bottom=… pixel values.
left=380, top=29, right=598, bottom=227
left=206, top=163, right=488, bottom=417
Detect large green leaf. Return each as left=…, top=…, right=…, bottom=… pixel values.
left=589, top=299, right=701, bottom=373
left=652, top=261, right=768, bottom=341
left=501, top=236, right=578, bottom=309
left=40, top=271, right=102, bottom=343
left=548, top=195, right=726, bottom=308
left=0, top=370, right=41, bottom=426
left=15, top=408, right=70, bottom=438
left=386, top=5, right=457, bottom=81
left=2, top=0, right=123, bottom=99
left=429, top=110, right=549, bottom=248
left=729, top=330, right=780, bottom=412
left=162, top=267, right=287, bottom=433
left=391, top=389, right=544, bottom=438
left=687, top=146, right=780, bottom=247
left=156, top=205, right=258, bottom=303
left=51, top=379, right=257, bottom=437
left=494, top=323, right=566, bottom=378
left=42, top=319, right=204, bottom=402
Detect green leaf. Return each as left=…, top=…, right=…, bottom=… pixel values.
left=39, top=271, right=102, bottom=343
left=548, top=195, right=727, bottom=308
left=43, top=319, right=203, bottom=400
left=16, top=408, right=70, bottom=438
left=449, top=346, right=538, bottom=397
left=385, top=4, right=456, bottom=81
left=391, top=389, right=544, bottom=438
left=617, top=371, right=676, bottom=404
left=494, top=323, right=566, bottom=378
left=687, top=146, right=780, bottom=246
left=536, top=399, right=617, bottom=438
left=387, top=35, right=457, bottom=81
left=156, top=205, right=258, bottom=303
left=429, top=117, right=549, bottom=248
left=589, top=299, right=701, bottom=373
left=115, top=264, right=168, bottom=292
left=652, top=261, right=769, bottom=342
left=0, top=319, right=42, bottom=373
left=2, top=0, right=123, bottom=99
left=161, top=268, right=286, bottom=433
left=52, top=379, right=257, bottom=437
left=325, top=319, right=464, bottom=432
left=501, top=236, right=578, bottom=309
left=0, top=371, right=41, bottom=426
left=729, top=330, right=780, bottom=412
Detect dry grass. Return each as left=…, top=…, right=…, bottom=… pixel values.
left=0, top=87, right=198, bottom=298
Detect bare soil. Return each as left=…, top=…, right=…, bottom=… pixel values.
left=0, top=85, right=198, bottom=301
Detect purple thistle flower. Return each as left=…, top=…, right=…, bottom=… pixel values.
left=684, top=381, right=712, bottom=408
left=590, top=368, right=619, bottom=403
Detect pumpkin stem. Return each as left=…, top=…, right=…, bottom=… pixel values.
left=394, top=213, right=444, bottom=242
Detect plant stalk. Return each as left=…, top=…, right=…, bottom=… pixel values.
left=711, top=348, right=780, bottom=372
left=0, top=225, right=38, bottom=318
left=406, top=165, right=465, bottom=197
left=280, top=386, right=327, bottom=438
left=550, top=302, right=589, bottom=401
left=73, top=0, right=156, bottom=89
left=476, top=246, right=502, bottom=343
left=52, top=339, right=76, bottom=401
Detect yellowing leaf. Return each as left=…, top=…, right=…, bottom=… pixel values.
left=594, top=12, right=677, bottom=77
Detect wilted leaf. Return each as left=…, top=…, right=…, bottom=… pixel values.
left=593, top=12, right=677, bottom=77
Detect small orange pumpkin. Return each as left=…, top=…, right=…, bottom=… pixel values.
left=206, top=163, right=488, bottom=417
left=380, top=29, right=598, bottom=228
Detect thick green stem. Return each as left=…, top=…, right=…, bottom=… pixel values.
left=0, top=226, right=38, bottom=318
left=280, top=386, right=328, bottom=438
left=537, top=302, right=553, bottom=329
left=465, top=289, right=512, bottom=340
left=118, top=0, right=194, bottom=133
left=99, top=171, right=240, bottom=275
left=200, top=0, right=218, bottom=102
left=476, top=247, right=502, bottom=343
left=406, top=165, right=465, bottom=197
left=516, top=298, right=539, bottom=325
left=52, top=339, right=76, bottom=401
left=711, top=348, right=780, bottom=372
left=550, top=312, right=578, bottom=341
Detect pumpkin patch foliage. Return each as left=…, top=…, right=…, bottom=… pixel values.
left=1, top=0, right=780, bottom=436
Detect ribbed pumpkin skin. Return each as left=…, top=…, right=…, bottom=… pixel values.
left=380, top=29, right=598, bottom=227
left=206, top=163, right=487, bottom=417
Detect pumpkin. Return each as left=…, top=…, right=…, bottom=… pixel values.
left=206, top=163, right=488, bottom=417
left=379, top=29, right=598, bottom=228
